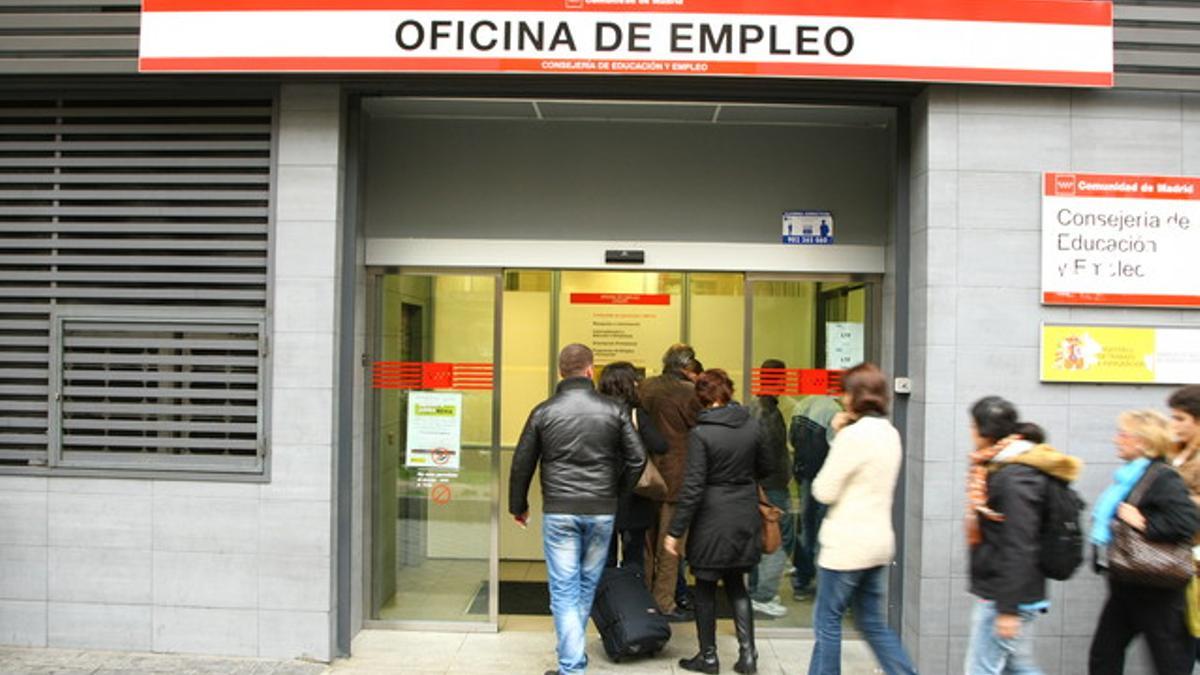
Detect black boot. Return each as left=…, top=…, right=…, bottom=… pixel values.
left=681, top=580, right=720, bottom=674
left=731, top=588, right=758, bottom=674
left=679, top=646, right=719, bottom=674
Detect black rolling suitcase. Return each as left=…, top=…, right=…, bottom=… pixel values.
left=589, top=566, right=671, bottom=662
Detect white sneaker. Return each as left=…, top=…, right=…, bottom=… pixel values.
left=751, top=599, right=788, bottom=618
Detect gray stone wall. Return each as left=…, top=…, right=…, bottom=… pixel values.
left=905, top=85, right=1200, bottom=674
left=0, top=84, right=343, bottom=661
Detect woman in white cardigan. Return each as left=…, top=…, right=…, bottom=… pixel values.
left=806, top=363, right=916, bottom=675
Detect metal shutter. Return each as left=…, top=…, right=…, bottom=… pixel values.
left=0, top=0, right=140, bottom=74
left=0, top=92, right=274, bottom=474
left=1116, top=2, right=1200, bottom=90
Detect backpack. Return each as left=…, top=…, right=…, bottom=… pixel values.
left=1039, top=475, right=1086, bottom=581
left=790, top=415, right=831, bottom=481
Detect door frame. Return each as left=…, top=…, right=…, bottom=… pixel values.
left=364, top=265, right=886, bottom=636
left=362, top=266, right=504, bottom=633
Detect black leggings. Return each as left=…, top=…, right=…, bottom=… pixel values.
left=693, top=570, right=750, bottom=650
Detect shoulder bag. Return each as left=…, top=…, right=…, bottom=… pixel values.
left=631, top=408, right=668, bottom=500
left=758, top=485, right=784, bottom=554
left=1107, top=463, right=1194, bottom=590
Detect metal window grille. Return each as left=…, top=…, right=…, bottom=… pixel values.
left=0, top=92, right=274, bottom=475
left=50, top=315, right=266, bottom=473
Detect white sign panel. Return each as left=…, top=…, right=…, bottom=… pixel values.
left=782, top=210, right=834, bottom=245
left=1041, top=172, right=1200, bottom=308
left=138, top=0, right=1113, bottom=87
left=826, top=322, right=863, bottom=369
left=404, top=391, right=463, bottom=470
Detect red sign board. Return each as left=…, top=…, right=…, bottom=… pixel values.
left=569, top=293, right=670, bottom=306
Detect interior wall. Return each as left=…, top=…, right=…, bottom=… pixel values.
left=364, top=116, right=892, bottom=246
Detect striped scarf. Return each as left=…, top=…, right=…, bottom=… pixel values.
left=964, top=437, right=1015, bottom=548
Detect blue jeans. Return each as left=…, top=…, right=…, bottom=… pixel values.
left=543, top=513, right=615, bottom=675
left=750, top=487, right=794, bottom=602
left=793, top=479, right=826, bottom=592
left=809, top=566, right=916, bottom=675
left=964, top=599, right=1042, bottom=675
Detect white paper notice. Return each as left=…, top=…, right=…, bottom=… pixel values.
left=826, top=322, right=864, bottom=369
left=404, top=391, right=463, bottom=470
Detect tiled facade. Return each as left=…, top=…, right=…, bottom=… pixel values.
left=904, top=85, right=1200, bottom=674
left=1, top=81, right=1196, bottom=674
left=0, top=84, right=342, bottom=662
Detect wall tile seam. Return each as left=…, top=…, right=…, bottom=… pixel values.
left=956, top=111, right=1071, bottom=121
left=276, top=161, right=341, bottom=170
left=273, top=276, right=339, bottom=285
left=270, top=327, right=339, bottom=336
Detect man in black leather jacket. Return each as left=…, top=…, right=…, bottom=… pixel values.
left=509, top=343, right=646, bottom=675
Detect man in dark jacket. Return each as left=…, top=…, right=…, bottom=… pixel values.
left=748, top=359, right=794, bottom=618
left=640, top=343, right=703, bottom=621
left=510, top=343, right=646, bottom=675
left=789, top=394, right=840, bottom=600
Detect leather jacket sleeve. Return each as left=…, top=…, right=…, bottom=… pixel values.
left=988, top=467, right=1045, bottom=615
left=508, top=407, right=542, bottom=517
left=1141, top=467, right=1200, bottom=543
left=669, top=432, right=708, bottom=538
left=619, top=408, right=648, bottom=495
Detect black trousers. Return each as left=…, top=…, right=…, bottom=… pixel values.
left=1088, top=579, right=1191, bottom=675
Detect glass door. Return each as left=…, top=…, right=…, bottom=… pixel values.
left=368, top=270, right=500, bottom=628
left=745, top=275, right=879, bottom=632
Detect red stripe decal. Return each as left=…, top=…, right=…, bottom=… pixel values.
left=1043, top=292, right=1200, bottom=308
left=372, top=361, right=495, bottom=390
left=751, top=368, right=844, bottom=396
left=139, top=57, right=1113, bottom=86
left=141, top=0, right=1113, bottom=26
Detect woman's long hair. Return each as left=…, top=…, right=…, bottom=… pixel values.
left=842, top=362, right=889, bottom=416
left=599, top=361, right=640, bottom=409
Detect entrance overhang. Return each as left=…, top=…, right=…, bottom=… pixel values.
left=365, top=238, right=885, bottom=274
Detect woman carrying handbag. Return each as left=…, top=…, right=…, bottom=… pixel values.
left=1088, top=409, right=1200, bottom=675
left=663, top=368, right=771, bottom=674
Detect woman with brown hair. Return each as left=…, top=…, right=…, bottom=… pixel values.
left=806, top=363, right=915, bottom=675
left=664, top=368, right=770, bottom=674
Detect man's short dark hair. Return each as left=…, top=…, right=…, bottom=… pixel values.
left=662, top=343, right=696, bottom=374
left=559, top=343, right=593, bottom=377
left=1169, top=385, right=1200, bottom=419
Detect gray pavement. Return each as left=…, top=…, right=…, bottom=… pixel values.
left=0, top=629, right=881, bottom=674
left=0, top=647, right=326, bottom=675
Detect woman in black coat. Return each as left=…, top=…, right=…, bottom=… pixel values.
left=1088, top=409, right=1200, bottom=675
left=599, top=361, right=667, bottom=570
left=665, top=368, right=771, bottom=675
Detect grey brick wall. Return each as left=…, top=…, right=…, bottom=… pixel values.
left=0, top=84, right=343, bottom=662
left=905, top=85, right=1200, bottom=674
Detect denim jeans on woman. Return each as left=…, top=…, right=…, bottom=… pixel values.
left=808, top=566, right=916, bottom=675
left=964, top=599, right=1043, bottom=675
left=543, top=513, right=615, bottom=675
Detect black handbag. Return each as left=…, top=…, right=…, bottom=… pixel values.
left=1107, top=463, right=1194, bottom=590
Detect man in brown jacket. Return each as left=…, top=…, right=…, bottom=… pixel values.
left=640, top=343, right=703, bottom=621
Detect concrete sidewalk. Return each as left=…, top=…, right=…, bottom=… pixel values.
left=332, top=626, right=881, bottom=674
left=0, top=646, right=326, bottom=675
left=0, top=628, right=881, bottom=675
